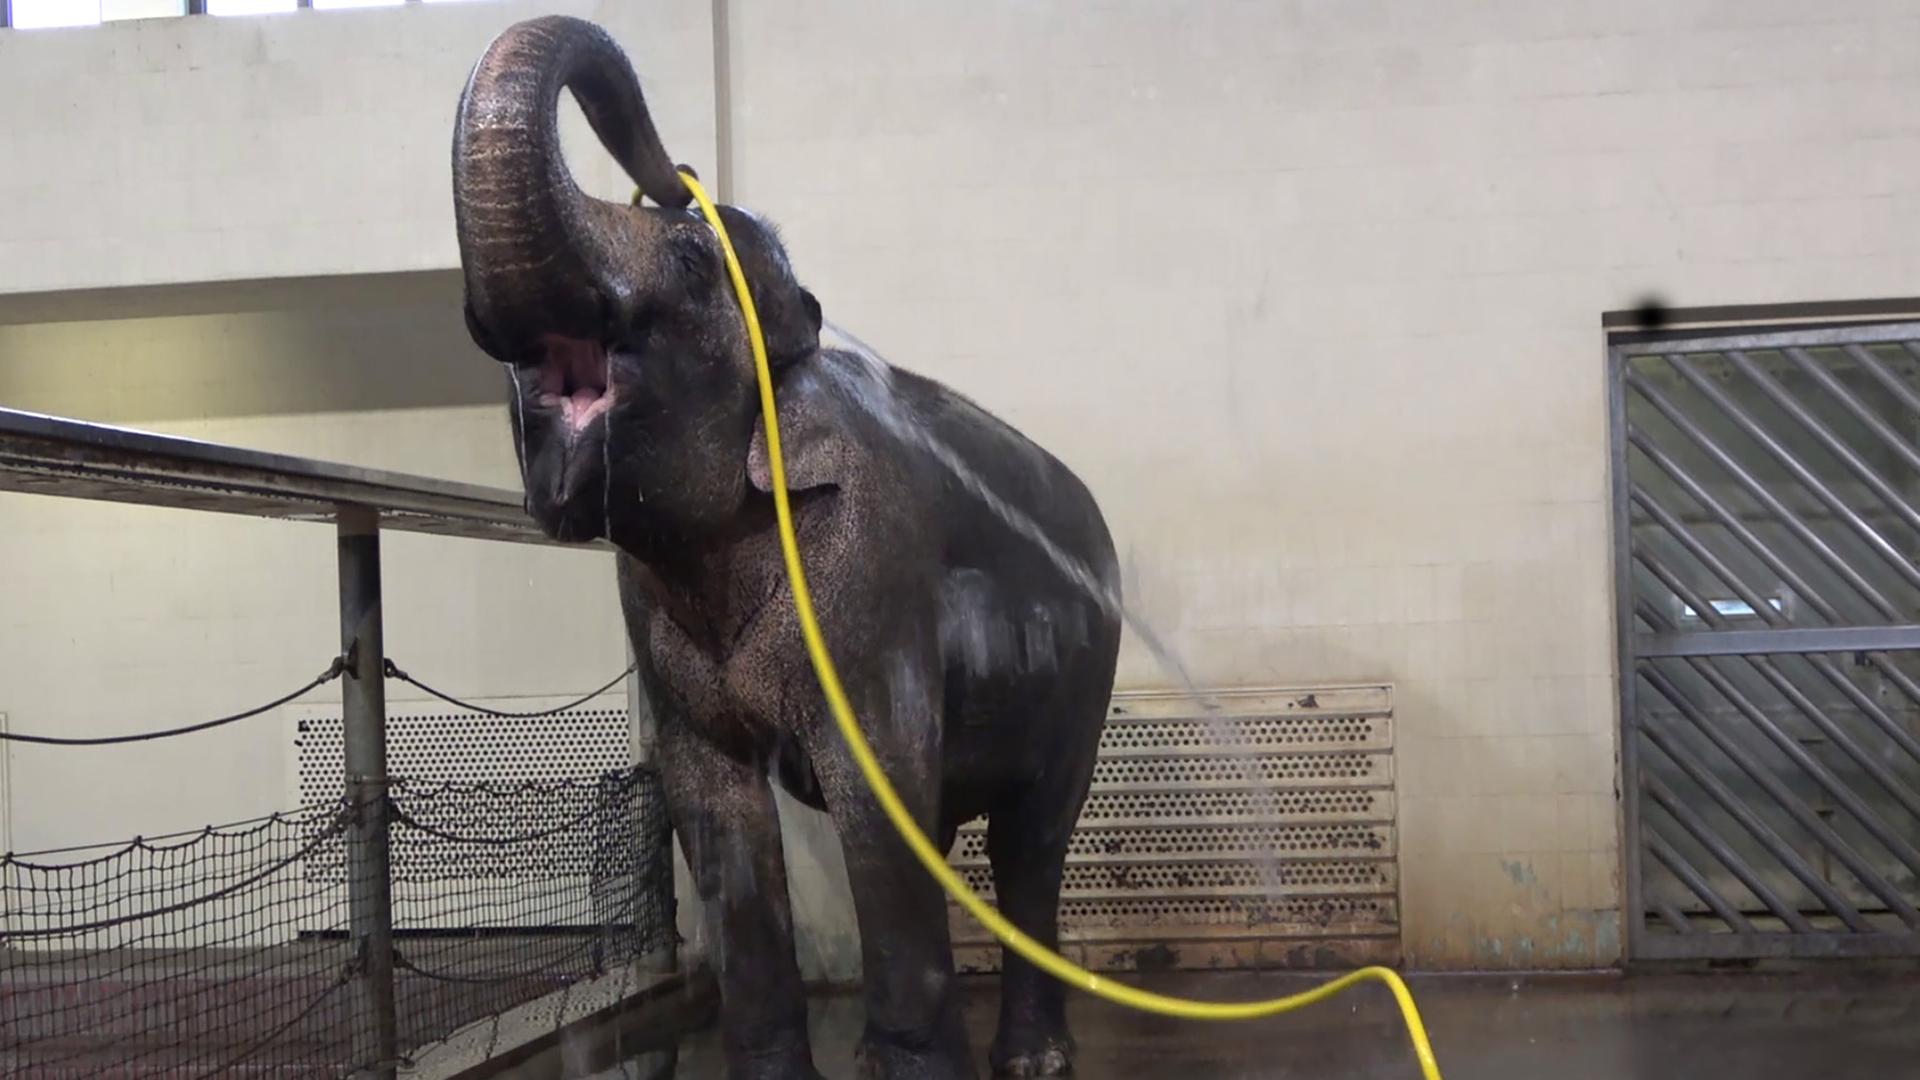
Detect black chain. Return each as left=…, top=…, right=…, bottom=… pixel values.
left=383, top=658, right=634, bottom=719
left=0, top=656, right=349, bottom=746
left=0, top=656, right=634, bottom=746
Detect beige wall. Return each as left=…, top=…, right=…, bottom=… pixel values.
left=0, top=0, right=716, bottom=293
left=3, top=0, right=1920, bottom=972
left=725, top=0, right=1920, bottom=970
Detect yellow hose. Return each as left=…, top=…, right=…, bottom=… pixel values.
left=678, top=171, right=1444, bottom=1080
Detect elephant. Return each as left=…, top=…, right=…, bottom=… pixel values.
left=451, top=16, right=1122, bottom=1079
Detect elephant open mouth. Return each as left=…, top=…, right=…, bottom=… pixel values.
left=452, top=15, right=772, bottom=551
left=536, top=335, right=614, bottom=440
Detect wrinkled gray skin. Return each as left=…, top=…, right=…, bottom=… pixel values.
left=452, top=17, right=1120, bottom=1079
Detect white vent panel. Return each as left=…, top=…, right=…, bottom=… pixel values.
left=950, top=684, right=1400, bottom=973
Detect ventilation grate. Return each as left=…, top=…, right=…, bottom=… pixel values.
left=1075, top=786, right=1390, bottom=825
left=1099, top=714, right=1387, bottom=754
left=953, top=823, right=1395, bottom=865
left=948, top=685, right=1399, bottom=971
left=957, top=859, right=1395, bottom=898
left=288, top=693, right=630, bottom=931
left=1089, top=750, right=1387, bottom=790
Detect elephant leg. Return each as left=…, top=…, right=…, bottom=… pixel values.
left=985, top=680, right=1110, bottom=1077
left=659, top=717, right=821, bottom=1080
left=983, top=807, right=1076, bottom=1077
left=803, top=651, right=975, bottom=1080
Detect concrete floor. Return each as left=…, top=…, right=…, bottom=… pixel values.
left=645, top=969, right=1920, bottom=1079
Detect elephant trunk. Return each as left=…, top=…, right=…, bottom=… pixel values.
left=452, top=14, right=690, bottom=358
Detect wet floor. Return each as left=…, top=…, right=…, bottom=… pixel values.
left=641, top=969, right=1920, bottom=1079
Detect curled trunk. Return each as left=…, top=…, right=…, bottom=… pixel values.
left=452, top=15, right=689, bottom=356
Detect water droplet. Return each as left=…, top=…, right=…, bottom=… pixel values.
left=505, top=365, right=531, bottom=508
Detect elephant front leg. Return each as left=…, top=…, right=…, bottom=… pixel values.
left=660, top=718, right=821, bottom=1080
left=803, top=652, right=975, bottom=1080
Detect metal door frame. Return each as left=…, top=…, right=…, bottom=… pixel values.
left=1610, top=317, right=1920, bottom=962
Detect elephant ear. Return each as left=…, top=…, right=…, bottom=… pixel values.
left=746, top=370, right=858, bottom=496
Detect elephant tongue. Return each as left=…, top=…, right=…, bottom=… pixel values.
left=539, top=335, right=613, bottom=437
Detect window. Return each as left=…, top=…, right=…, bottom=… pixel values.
left=2, top=0, right=496, bottom=29
left=104, top=0, right=179, bottom=17
left=1679, top=597, right=1786, bottom=622
left=8, top=0, right=102, bottom=27
left=10, top=0, right=184, bottom=28
left=204, top=0, right=297, bottom=14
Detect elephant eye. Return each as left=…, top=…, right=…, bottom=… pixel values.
left=667, top=228, right=722, bottom=292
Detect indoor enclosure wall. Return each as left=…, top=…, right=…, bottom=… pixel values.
left=3, top=0, right=1920, bottom=974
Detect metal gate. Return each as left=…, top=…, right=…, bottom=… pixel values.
left=1612, top=319, right=1920, bottom=960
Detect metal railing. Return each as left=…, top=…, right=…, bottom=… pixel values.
left=0, top=407, right=677, bottom=1075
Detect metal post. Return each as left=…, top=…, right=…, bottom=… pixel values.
left=338, top=506, right=397, bottom=1080
left=625, top=637, right=676, bottom=974
left=627, top=639, right=655, bottom=769
left=1606, top=345, right=1648, bottom=961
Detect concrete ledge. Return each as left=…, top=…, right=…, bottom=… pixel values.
left=404, top=959, right=715, bottom=1080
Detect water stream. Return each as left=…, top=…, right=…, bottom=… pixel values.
left=822, top=321, right=1213, bottom=707
left=819, top=323, right=1298, bottom=863
left=505, top=365, right=531, bottom=504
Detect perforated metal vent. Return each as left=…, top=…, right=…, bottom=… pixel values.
left=287, top=692, right=630, bottom=932
left=293, top=702, right=629, bottom=803
left=949, top=685, right=1398, bottom=973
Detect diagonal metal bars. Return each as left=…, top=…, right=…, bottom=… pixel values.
left=1613, top=321, right=1920, bottom=960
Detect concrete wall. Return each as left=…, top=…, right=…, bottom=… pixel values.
left=723, top=0, right=1920, bottom=972
left=0, top=0, right=716, bottom=293
left=4, top=0, right=1920, bottom=974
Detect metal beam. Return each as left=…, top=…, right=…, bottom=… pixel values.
left=0, top=406, right=598, bottom=549
left=1864, top=341, right=1920, bottom=420
left=1792, top=346, right=1920, bottom=480
left=1625, top=377, right=1902, bottom=617
left=711, top=0, right=735, bottom=203
left=1635, top=930, right=1920, bottom=961
left=1625, top=425, right=1920, bottom=764
left=1636, top=704, right=1870, bottom=933
left=1665, top=353, right=1920, bottom=593
left=1608, top=341, right=1652, bottom=962
left=1682, top=656, right=1920, bottom=884
left=338, top=507, right=398, bottom=1079
left=1645, top=771, right=1813, bottom=933
left=1637, top=625, right=1920, bottom=657
left=1641, top=665, right=1920, bottom=925
left=1625, top=425, right=1864, bottom=622
left=1613, top=320, right=1920, bottom=358
left=1628, top=482, right=1790, bottom=630
left=1729, top=349, right=1920, bottom=536
left=1644, top=825, right=1755, bottom=934
left=1620, top=477, right=1920, bottom=806
left=1629, top=548, right=1739, bottom=647
left=1650, top=899, right=1693, bottom=935
left=1735, top=655, right=1920, bottom=821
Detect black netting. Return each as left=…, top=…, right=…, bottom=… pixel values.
left=0, top=768, right=675, bottom=1078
